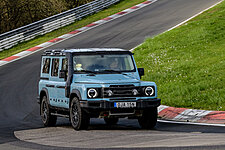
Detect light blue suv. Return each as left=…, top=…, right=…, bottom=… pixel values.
left=38, top=48, right=161, bottom=130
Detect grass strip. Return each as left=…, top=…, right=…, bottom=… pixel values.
left=134, top=1, right=225, bottom=111
left=0, top=0, right=146, bottom=60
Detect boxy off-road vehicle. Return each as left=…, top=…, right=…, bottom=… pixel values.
left=38, top=48, right=161, bottom=130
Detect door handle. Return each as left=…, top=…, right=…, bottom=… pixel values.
left=56, top=85, right=65, bottom=89
left=46, top=84, right=55, bottom=88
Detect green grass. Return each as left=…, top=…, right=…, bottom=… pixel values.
left=134, top=1, right=225, bottom=111
left=0, top=0, right=146, bottom=60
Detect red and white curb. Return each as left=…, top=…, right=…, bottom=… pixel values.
left=0, top=0, right=157, bottom=67
left=158, top=105, right=225, bottom=125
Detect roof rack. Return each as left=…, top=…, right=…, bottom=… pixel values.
left=42, top=49, right=65, bottom=56
left=42, top=48, right=131, bottom=56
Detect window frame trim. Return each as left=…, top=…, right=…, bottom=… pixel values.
left=51, top=58, right=60, bottom=77
left=72, top=53, right=136, bottom=74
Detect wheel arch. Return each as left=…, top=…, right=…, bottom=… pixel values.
left=69, top=89, right=82, bottom=107
left=40, top=88, right=50, bottom=105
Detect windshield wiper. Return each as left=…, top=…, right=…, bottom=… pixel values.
left=79, top=70, right=96, bottom=74
left=101, top=69, right=122, bottom=74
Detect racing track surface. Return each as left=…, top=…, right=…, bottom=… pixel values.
left=0, top=0, right=224, bottom=149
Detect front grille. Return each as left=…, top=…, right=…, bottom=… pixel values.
left=110, top=84, right=134, bottom=88
left=103, top=85, right=141, bottom=98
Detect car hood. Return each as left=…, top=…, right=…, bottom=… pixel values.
left=73, top=73, right=140, bottom=84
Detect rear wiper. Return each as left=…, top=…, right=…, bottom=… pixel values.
left=101, top=70, right=122, bottom=74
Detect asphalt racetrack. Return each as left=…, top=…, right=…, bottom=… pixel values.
left=0, top=0, right=224, bottom=149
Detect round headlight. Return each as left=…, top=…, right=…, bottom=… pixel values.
left=145, top=87, right=154, bottom=96
left=87, top=88, right=98, bottom=98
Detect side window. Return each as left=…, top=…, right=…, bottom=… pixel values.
left=61, top=58, right=68, bottom=71
left=51, top=58, right=59, bottom=77
left=42, top=58, right=50, bottom=74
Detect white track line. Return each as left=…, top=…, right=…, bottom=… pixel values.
left=158, top=119, right=225, bottom=127
left=130, top=0, right=224, bottom=51
left=168, top=0, right=224, bottom=31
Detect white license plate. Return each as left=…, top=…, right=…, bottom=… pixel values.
left=114, top=102, right=136, bottom=108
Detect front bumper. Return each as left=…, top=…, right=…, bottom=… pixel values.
left=80, top=98, right=161, bottom=110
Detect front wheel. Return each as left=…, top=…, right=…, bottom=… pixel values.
left=138, top=107, right=158, bottom=129
left=40, top=96, right=57, bottom=126
left=70, top=97, right=90, bottom=130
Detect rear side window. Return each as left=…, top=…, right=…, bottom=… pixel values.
left=51, top=58, right=59, bottom=77
left=42, top=58, right=50, bottom=74
left=61, top=58, right=68, bottom=71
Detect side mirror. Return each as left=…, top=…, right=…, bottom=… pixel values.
left=138, top=68, right=144, bottom=78
left=59, top=70, right=67, bottom=81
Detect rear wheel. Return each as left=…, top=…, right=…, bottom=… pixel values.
left=104, top=118, right=119, bottom=125
left=70, top=97, right=90, bottom=130
left=138, top=107, right=157, bottom=129
left=40, top=96, right=57, bottom=126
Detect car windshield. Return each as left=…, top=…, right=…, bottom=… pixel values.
left=73, top=54, right=135, bottom=73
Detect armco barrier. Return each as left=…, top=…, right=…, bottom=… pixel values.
left=0, top=0, right=121, bottom=51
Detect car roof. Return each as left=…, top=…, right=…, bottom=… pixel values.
left=43, top=48, right=132, bottom=56
left=64, top=48, right=127, bottom=53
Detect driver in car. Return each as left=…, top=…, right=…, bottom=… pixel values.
left=110, top=58, right=119, bottom=70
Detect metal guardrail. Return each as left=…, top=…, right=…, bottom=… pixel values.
left=0, top=0, right=121, bottom=51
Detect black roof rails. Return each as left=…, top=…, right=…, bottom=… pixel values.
left=42, top=49, right=65, bottom=56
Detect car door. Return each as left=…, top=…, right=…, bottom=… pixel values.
left=49, top=57, right=69, bottom=108
left=55, top=57, right=69, bottom=108
left=48, top=57, right=60, bottom=107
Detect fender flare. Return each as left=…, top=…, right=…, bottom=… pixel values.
left=70, top=89, right=82, bottom=100
left=40, top=88, right=50, bottom=105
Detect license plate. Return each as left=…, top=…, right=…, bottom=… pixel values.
left=114, top=102, right=136, bottom=108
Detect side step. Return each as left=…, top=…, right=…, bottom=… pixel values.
left=51, top=113, right=69, bottom=118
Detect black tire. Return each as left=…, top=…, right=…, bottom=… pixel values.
left=40, top=96, right=57, bottom=126
left=104, top=118, right=119, bottom=125
left=70, top=97, right=90, bottom=130
left=138, top=107, right=158, bottom=129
